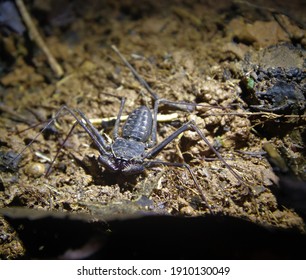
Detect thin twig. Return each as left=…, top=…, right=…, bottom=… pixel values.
left=15, top=0, right=64, bottom=78
left=78, top=112, right=179, bottom=125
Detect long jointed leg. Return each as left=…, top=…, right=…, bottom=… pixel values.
left=9, top=105, right=111, bottom=174
left=144, top=120, right=244, bottom=185
left=150, top=98, right=198, bottom=147
left=8, top=105, right=69, bottom=169
left=111, top=45, right=159, bottom=101
left=111, top=45, right=198, bottom=113
left=45, top=120, right=78, bottom=176
left=145, top=160, right=213, bottom=214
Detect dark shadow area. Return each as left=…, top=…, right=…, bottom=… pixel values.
left=1, top=208, right=306, bottom=259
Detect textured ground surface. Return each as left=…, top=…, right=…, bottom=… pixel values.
left=0, top=0, right=305, bottom=258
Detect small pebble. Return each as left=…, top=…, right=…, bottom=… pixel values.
left=180, top=205, right=196, bottom=216
left=25, top=163, right=45, bottom=178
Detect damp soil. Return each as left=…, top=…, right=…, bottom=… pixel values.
left=0, top=0, right=305, bottom=259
